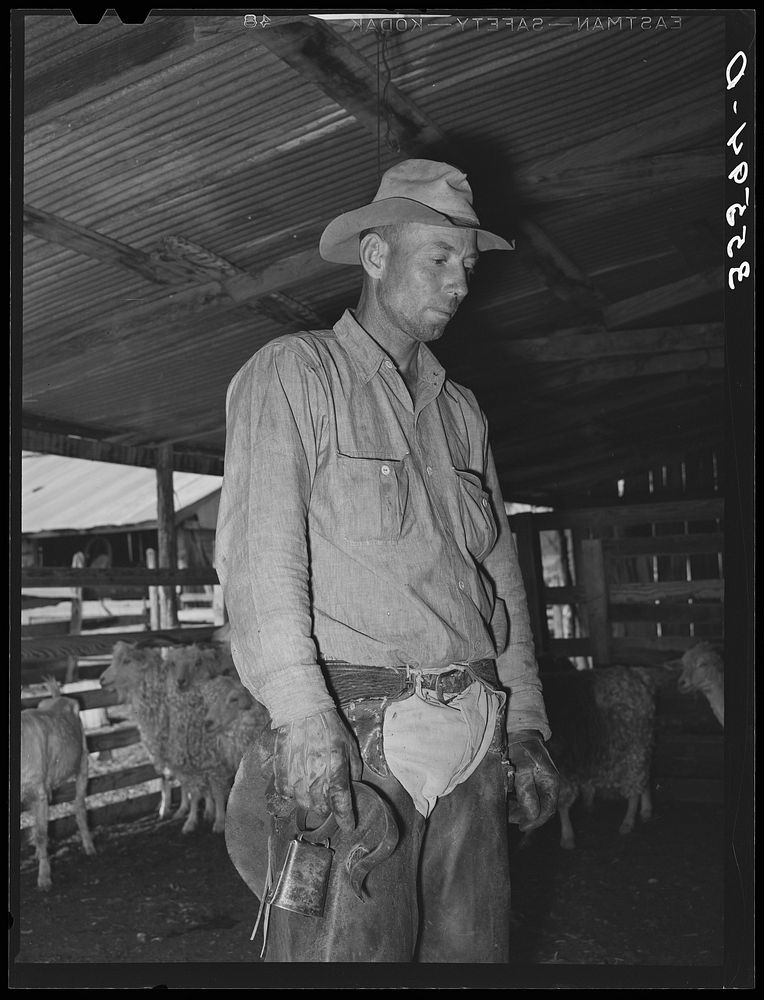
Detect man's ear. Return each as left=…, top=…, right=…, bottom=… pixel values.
left=359, top=231, right=389, bottom=280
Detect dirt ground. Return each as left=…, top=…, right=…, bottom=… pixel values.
left=10, top=791, right=733, bottom=990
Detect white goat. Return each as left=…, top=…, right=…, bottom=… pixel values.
left=100, top=641, right=234, bottom=834
left=60, top=679, right=110, bottom=733
left=666, top=642, right=724, bottom=727
left=541, top=666, right=659, bottom=850
left=21, top=678, right=96, bottom=890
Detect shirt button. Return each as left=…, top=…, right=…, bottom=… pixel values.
left=384, top=359, right=394, bottom=368
left=458, top=580, right=465, bottom=590
left=381, top=464, right=391, bottom=476
left=482, top=497, right=489, bottom=507
left=426, top=466, right=433, bottom=476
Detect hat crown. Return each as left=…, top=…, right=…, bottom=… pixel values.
left=373, top=159, right=479, bottom=224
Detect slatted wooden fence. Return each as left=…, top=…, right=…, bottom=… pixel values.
left=508, top=495, right=724, bottom=803
left=18, top=565, right=221, bottom=837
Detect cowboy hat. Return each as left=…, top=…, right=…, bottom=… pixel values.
left=319, top=159, right=514, bottom=265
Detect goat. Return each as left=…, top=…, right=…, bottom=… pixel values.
left=21, top=678, right=96, bottom=890
left=665, top=642, right=724, bottom=727
left=60, top=678, right=113, bottom=762
left=100, top=641, right=234, bottom=834
left=540, top=666, right=659, bottom=850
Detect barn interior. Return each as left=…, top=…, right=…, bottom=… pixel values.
left=12, top=10, right=754, bottom=983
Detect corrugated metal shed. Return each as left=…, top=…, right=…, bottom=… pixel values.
left=15, top=10, right=747, bottom=506
left=21, top=452, right=221, bottom=535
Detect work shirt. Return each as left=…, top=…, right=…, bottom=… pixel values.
left=215, top=309, right=550, bottom=738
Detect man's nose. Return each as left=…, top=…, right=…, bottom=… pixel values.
left=445, top=265, right=470, bottom=301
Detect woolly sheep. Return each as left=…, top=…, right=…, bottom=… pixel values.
left=201, top=674, right=271, bottom=773
left=541, top=665, right=659, bottom=850
left=160, top=646, right=236, bottom=834
left=21, top=678, right=96, bottom=890
left=100, top=641, right=232, bottom=832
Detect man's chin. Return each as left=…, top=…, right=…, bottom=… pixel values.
left=419, top=316, right=451, bottom=340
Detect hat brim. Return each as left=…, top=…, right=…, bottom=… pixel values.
left=225, top=742, right=273, bottom=895
left=319, top=197, right=514, bottom=265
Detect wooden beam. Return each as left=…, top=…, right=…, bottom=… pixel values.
left=46, top=764, right=160, bottom=807
left=251, top=18, right=443, bottom=154
left=609, top=603, right=724, bottom=625
left=22, top=250, right=333, bottom=370
left=503, top=348, right=724, bottom=390
left=602, top=532, right=724, bottom=558
left=23, top=206, right=332, bottom=350
left=21, top=567, right=219, bottom=588
left=21, top=426, right=224, bottom=476
left=515, top=219, right=605, bottom=317
left=499, top=323, right=723, bottom=364
left=22, top=204, right=193, bottom=284
left=20, top=625, right=219, bottom=664
left=522, top=151, right=723, bottom=202
left=603, top=270, right=724, bottom=330
left=532, top=498, right=724, bottom=531
left=156, top=234, right=329, bottom=327
left=609, top=579, right=724, bottom=603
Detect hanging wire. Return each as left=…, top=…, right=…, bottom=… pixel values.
left=380, top=30, right=400, bottom=157
left=376, top=28, right=400, bottom=182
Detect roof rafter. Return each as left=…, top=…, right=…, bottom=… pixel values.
left=22, top=203, right=332, bottom=346
left=254, top=17, right=605, bottom=319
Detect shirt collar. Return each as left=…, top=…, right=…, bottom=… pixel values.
left=334, top=309, right=446, bottom=391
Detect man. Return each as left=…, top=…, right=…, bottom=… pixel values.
left=215, top=159, right=559, bottom=963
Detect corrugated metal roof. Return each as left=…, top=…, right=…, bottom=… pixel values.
left=16, top=10, right=736, bottom=505
left=21, top=452, right=221, bottom=535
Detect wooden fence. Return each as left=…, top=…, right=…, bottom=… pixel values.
left=508, top=495, right=724, bottom=804
left=18, top=565, right=221, bottom=836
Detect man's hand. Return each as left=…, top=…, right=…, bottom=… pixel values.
left=505, top=729, right=560, bottom=833
left=272, top=709, right=363, bottom=832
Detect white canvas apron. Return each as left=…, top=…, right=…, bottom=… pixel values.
left=382, top=677, right=506, bottom=817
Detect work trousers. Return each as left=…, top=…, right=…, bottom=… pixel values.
left=263, top=744, right=512, bottom=963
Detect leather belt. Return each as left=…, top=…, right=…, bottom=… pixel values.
left=321, top=658, right=500, bottom=705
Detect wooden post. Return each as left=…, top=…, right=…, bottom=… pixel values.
left=69, top=551, right=85, bottom=635
left=510, top=512, right=549, bottom=661
left=66, top=551, right=86, bottom=682
left=146, top=547, right=160, bottom=632
left=155, top=444, right=179, bottom=629
left=579, top=538, right=610, bottom=666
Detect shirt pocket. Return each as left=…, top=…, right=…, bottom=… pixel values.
left=337, top=454, right=409, bottom=543
left=453, top=468, right=498, bottom=563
